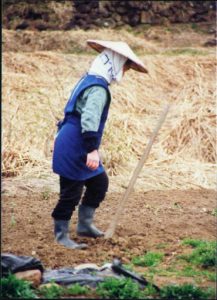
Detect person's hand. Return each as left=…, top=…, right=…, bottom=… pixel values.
left=86, top=150, right=100, bottom=170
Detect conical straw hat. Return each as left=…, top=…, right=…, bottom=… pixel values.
left=87, top=39, right=148, bottom=73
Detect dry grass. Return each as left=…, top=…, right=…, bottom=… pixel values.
left=2, top=28, right=216, bottom=190
left=3, top=28, right=158, bottom=54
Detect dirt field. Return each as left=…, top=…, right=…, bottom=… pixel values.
left=2, top=185, right=216, bottom=287
left=2, top=23, right=216, bottom=294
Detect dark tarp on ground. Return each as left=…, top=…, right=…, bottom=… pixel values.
left=43, top=267, right=106, bottom=288
left=1, top=253, right=44, bottom=276
left=1, top=254, right=159, bottom=290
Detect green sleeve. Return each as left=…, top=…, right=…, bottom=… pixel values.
left=75, top=86, right=108, bottom=133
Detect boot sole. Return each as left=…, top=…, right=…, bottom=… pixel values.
left=55, top=240, right=88, bottom=249
left=77, top=232, right=104, bottom=238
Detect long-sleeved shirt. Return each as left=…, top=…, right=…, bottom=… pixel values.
left=74, top=86, right=108, bottom=152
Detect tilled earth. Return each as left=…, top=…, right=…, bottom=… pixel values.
left=2, top=188, right=216, bottom=288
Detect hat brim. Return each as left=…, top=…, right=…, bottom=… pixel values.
left=87, top=40, right=148, bottom=74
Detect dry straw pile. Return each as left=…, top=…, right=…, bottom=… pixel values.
left=2, top=29, right=216, bottom=191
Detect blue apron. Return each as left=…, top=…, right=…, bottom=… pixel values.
left=52, top=74, right=111, bottom=181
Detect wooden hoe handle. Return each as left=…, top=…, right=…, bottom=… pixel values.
left=104, top=104, right=170, bottom=239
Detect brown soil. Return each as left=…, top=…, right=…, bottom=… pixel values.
left=2, top=188, right=216, bottom=277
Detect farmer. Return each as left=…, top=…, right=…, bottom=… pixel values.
left=51, top=40, right=147, bottom=249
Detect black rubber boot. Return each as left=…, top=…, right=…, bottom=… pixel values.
left=76, top=204, right=104, bottom=238
left=54, top=219, right=87, bottom=249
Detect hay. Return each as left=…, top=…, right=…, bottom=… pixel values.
left=3, top=28, right=158, bottom=54
left=2, top=147, right=31, bottom=177
left=2, top=29, right=216, bottom=191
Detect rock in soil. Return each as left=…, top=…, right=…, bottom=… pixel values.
left=14, top=269, right=42, bottom=287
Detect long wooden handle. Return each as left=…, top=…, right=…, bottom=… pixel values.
left=104, top=104, right=170, bottom=239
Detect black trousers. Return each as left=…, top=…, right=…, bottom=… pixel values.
left=51, top=171, right=109, bottom=220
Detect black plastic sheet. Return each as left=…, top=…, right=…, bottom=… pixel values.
left=42, top=259, right=157, bottom=289
left=1, top=254, right=159, bottom=291
left=43, top=268, right=106, bottom=288
left=1, top=253, right=44, bottom=276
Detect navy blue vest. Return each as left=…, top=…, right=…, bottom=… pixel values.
left=64, top=73, right=110, bottom=115
left=52, top=74, right=111, bottom=180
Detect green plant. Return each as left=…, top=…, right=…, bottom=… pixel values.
left=96, top=277, right=143, bottom=299
left=174, top=202, right=182, bottom=209
left=10, top=202, right=16, bottom=226
left=66, top=283, right=90, bottom=295
left=211, top=208, right=217, bottom=216
left=41, top=189, right=50, bottom=200
left=132, top=251, right=164, bottom=267
left=179, top=266, right=202, bottom=280
left=145, top=265, right=178, bottom=278
left=122, top=263, right=135, bottom=272
left=182, top=238, right=205, bottom=248
left=144, top=263, right=216, bottom=284
left=190, top=23, right=207, bottom=34
left=191, top=23, right=201, bottom=32
left=206, top=271, right=216, bottom=282
left=142, top=283, right=158, bottom=298
left=38, top=282, right=91, bottom=298
left=156, top=242, right=168, bottom=249
left=10, top=215, right=16, bottom=226
left=39, top=282, right=64, bottom=299
left=160, top=283, right=215, bottom=300
left=1, top=273, right=37, bottom=299
left=181, top=265, right=200, bottom=277
left=180, top=239, right=216, bottom=268
left=163, top=48, right=209, bottom=56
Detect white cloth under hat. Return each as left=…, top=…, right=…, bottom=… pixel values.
left=87, top=39, right=148, bottom=74
left=89, top=49, right=127, bottom=84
